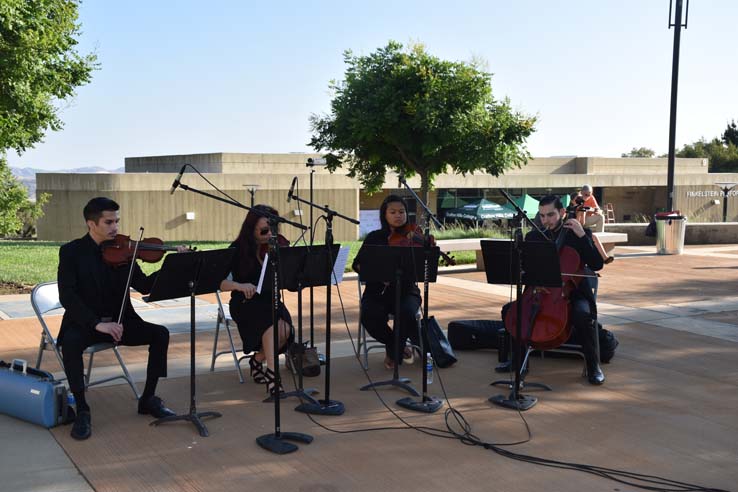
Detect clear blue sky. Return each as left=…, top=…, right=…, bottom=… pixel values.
left=7, top=0, right=738, bottom=170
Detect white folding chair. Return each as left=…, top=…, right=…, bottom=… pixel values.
left=209, top=290, right=250, bottom=383
left=32, top=281, right=140, bottom=398
left=356, top=278, right=422, bottom=370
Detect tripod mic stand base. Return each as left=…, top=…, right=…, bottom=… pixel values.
left=295, top=399, right=345, bottom=415
left=489, top=393, right=537, bottom=411
left=151, top=410, right=222, bottom=438
left=360, top=377, right=419, bottom=397
left=256, top=431, right=313, bottom=454
left=396, top=395, right=443, bottom=413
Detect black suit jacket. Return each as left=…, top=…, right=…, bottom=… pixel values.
left=57, top=234, right=157, bottom=345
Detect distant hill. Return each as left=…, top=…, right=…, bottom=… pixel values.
left=10, top=166, right=125, bottom=200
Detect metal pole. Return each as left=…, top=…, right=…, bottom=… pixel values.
left=666, top=0, right=688, bottom=212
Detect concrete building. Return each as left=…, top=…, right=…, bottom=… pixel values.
left=36, top=152, right=738, bottom=242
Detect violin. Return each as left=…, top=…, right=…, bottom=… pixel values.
left=503, top=209, right=585, bottom=350
left=258, top=233, right=290, bottom=260
left=388, top=223, right=456, bottom=266
left=101, top=234, right=182, bottom=267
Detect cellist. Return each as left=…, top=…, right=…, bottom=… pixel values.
left=503, top=195, right=605, bottom=385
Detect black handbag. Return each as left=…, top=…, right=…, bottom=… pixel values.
left=287, top=342, right=321, bottom=378
left=422, top=316, right=457, bottom=368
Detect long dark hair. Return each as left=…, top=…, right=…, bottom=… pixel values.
left=235, top=204, right=279, bottom=278
left=379, top=194, right=409, bottom=231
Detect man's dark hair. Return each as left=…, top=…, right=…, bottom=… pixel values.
left=83, top=197, right=119, bottom=223
left=539, top=195, right=564, bottom=210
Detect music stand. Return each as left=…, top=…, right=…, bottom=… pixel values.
left=276, top=245, right=340, bottom=412
left=480, top=239, right=560, bottom=410
left=145, top=248, right=234, bottom=437
left=358, top=245, right=439, bottom=397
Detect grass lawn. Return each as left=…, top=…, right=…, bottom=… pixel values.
left=0, top=239, right=480, bottom=293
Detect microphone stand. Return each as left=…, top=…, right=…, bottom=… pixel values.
left=173, top=175, right=312, bottom=453
left=289, top=191, right=359, bottom=416
left=394, top=175, right=443, bottom=413
left=304, top=160, right=325, bottom=365
left=488, top=190, right=551, bottom=411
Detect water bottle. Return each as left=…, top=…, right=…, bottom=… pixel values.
left=425, top=353, right=433, bottom=385
left=67, top=392, right=75, bottom=408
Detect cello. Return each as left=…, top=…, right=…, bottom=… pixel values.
left=503, top=206, right=587, bottom=351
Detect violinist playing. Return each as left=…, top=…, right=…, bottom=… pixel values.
left=352, top=195, right=421, bottom=370
left=57, top=197, right=188, bottom=441
left=218, top=205, right=293, bottom=397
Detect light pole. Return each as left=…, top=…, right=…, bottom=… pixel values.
left=243, top=184, right=260, bottom=207
left=715, top=182, right=737, bottom=222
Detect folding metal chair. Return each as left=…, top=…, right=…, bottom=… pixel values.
left=209, top=290, right=251, bottom=383
left=32, top=281, right=140, bottom=398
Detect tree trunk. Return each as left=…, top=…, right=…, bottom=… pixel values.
left=419, top=170, right=430, bottom=227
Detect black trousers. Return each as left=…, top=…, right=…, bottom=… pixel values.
left=360, top=292, right=422, bottom=362
left=61, top=318, right=169, bottom=394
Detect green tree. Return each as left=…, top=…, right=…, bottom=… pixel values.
left=0, top=156, right=30, bottom=235
left=676, top=137, right=738, bottom=173
left=722, top=119, right=738, bottom=147
left=621, top=147, right=655, bottom=158
left=309, top=41, right=536, bottom=207
left=0, top=0, right=96, bottom=235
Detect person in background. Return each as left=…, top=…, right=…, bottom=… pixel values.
left=580, top=184, right=605, bottom=233
left=570, top=192, right=613, bottom=264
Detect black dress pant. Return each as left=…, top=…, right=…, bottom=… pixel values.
left=361, top=291, right=421, bottom=362
left=61, top=318, right=169, bottom=394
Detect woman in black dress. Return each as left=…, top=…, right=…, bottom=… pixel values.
left=219, top=205, right=292, bottom=394
left=352, top=195, right=421, bottom=369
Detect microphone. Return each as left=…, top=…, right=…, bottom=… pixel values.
left=170, top=164, right=187, bottom=195
left=398, top=173, right=405, bottom=189
left=287, top=176, right=298, bottom=203
left=306, top=158, right=327, bottom=167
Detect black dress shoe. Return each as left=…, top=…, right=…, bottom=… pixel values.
left=138, top=395, right=176, bottom=418
left=70, top=410, right=91, bottom=440
left=587, top=364, right=606, bottom=385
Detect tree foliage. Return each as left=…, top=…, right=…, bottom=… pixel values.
left=676, top=137, right=738, bottom=173
left=722, top=119, right=738, bottom=147
left=0, top=0, right=95, bottom=236
left=309, top=41, right=536, bottom=204
left=0, top=0, right=97, bottom=154
left=621, top=147, right=655, bottom=158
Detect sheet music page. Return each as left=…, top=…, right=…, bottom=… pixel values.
left=256, top=253, right=268, bottom=294
left=331, top=246, right=350, bottom=285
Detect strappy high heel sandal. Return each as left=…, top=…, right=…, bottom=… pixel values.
left=263, top=368, right=284, bottom=398
left=249, top=357, right=267, bottom=384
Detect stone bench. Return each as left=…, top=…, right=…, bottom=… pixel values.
left=437, top=231, right=629, bottom=270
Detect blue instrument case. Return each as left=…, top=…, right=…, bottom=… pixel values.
left=0, top=359, right=72, bottom=428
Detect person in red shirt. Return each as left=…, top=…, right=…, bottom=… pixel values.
left=581, top=184, right=604, bottom=233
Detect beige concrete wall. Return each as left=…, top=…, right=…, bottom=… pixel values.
left=36, top=173, right=359, bottom=242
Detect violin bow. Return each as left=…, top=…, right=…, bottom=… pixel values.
left=116, top=227, right=145, bottom=328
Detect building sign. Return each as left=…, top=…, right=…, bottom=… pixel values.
left=359, top=210, right=381, bottom=237
left=686, top=190, right=738, bottom=197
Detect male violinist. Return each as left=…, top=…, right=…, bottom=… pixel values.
left=57, top=197, right=186, bottom=440
left=501, top=195, right=605, bottom=385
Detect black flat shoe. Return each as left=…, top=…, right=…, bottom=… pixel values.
left=138, top=395, right=176, bottom=418
left=71, top=410, right=91, bottom=440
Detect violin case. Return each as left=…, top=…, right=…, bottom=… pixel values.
left=0, top=359, right=72, bottom=428
left=447, top=320, right=505, bottom=350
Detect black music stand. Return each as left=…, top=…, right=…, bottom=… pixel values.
left=145, top=248, right=234, bottom=437
left=481, top=239, right=560, bottom=410
left=276, top=245, right=339, bottom=411
left=358, top=245, right=439, bottom=397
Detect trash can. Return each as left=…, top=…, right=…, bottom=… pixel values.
left=655, top=212, right=687, bottom=255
